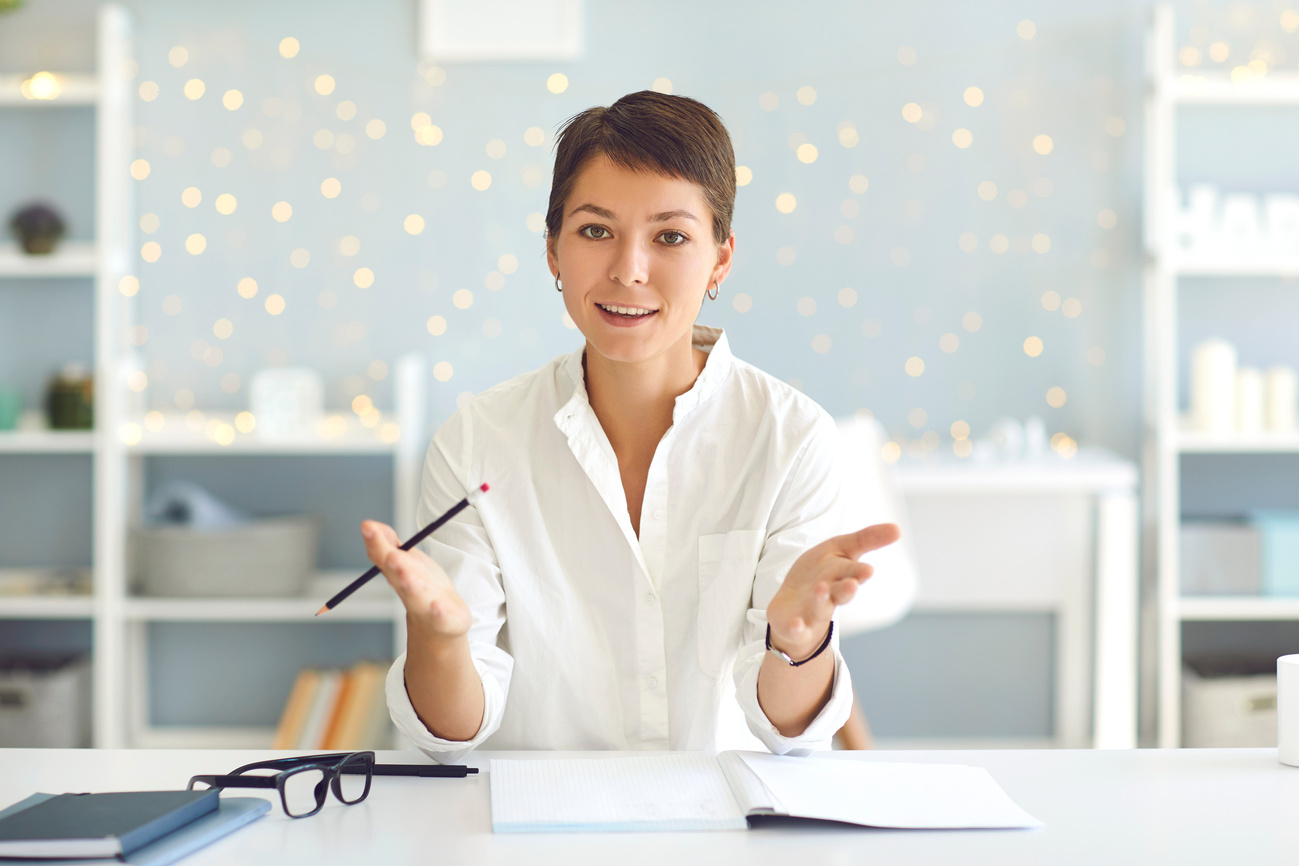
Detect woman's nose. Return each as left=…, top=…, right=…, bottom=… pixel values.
left=608, top=237, right=649, bottom=286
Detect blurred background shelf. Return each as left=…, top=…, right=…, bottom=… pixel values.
left=127, top=412, right=406, bottom=454
left=1176, top=430, right=1299, bottom=453
left=130, top=725, right=276, bottom=750
left=1173, top=71, right=1299, bottom=105
left=1171, top=257, right=1299, bottom=277
left=0, top=569, right=93, bottom=619
left=0, top=595, right=94, bottom=619
left=123, top=571, right=399, bottom=623
left=1177, top=597, right=1299, bottom=621
left=0, top=429, right=95, bottom=453
left=0, top=72, right=99, bottom=106
left=0, top=242, right=98, bottom=277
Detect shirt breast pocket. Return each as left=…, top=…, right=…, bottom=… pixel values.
left=696, top=529, right=764, bottom=679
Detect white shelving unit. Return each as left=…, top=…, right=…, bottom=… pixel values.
left=0, top=6, right=132, bottom=749
left=0, top=7, right=428, bottom=749
left=119, top=359, right=425, bottom=748
left=1145, top=5, right=1299, bottom=748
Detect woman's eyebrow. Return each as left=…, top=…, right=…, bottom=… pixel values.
left=567, top=203, right=698, bottom=223
left=569, top=203, right=616, bottom=219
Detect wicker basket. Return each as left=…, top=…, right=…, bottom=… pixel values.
left=130, top=515, right=323, bottom=597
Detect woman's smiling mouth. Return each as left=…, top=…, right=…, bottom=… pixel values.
left=595, top=302, right=658, bottom=318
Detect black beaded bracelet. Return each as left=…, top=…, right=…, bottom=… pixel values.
left=765, top=621, right=834, bottom=667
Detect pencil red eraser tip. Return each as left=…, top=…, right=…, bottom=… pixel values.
left=480, top=482, right=489, bottom=493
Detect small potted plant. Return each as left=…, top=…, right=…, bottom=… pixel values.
left=9, top=202, right=66, bottom=254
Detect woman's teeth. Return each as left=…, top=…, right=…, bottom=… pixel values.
left=598, top=303, right=655, bottom=317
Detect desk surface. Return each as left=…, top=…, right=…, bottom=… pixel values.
left=2, top=748, right=1297, bottom=865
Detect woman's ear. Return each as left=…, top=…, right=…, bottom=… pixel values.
left=713, top=231, right=736, bottom=285
left=545, top=235, right=559, bottom=279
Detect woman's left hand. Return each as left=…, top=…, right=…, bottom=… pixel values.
left=765, top=523, right=901, bottom=660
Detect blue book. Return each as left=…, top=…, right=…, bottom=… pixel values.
left=0, top=792, right=268, bottom=865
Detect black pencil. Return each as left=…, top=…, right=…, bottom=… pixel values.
left=316, top=483, right=490, bottom=615
left=373, top=763, right=478, bottom=777
left=337, top=762, right=478, bottom=777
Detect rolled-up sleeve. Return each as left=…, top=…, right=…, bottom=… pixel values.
left=385, top=406, right=514, bottom=763
left=731, top=408, right=857, bottom=755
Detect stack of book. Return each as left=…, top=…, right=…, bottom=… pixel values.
left=273, top=660, right=392, bottom=750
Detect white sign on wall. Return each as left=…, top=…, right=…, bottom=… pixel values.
left=419, top=0, right=584, bottom=62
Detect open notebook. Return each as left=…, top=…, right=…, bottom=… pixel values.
left=490, top=751, right=1043, bottom=833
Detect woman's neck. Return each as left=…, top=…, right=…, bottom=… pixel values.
left=583, top=329, right=707, bottom=453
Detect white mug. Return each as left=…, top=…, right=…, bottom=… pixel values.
left=1281, top=654, right=1299, bottom=767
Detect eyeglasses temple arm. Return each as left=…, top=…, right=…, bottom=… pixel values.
left=191, top=774, right=280, bottom=789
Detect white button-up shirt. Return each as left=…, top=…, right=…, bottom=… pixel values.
left=386, top=324, right=856, bottom=762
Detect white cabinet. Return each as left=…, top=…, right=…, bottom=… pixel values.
left=895, top=451, right=1139, bottom=749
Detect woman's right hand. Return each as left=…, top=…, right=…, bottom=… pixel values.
left=360, top=520, right=471, bottom=641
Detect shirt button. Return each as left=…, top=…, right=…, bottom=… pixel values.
left=647, top=676, right=658, bottom=688
left=643, top=594, right=656, bottom=606
left=652, top=508, right=665, bottom=520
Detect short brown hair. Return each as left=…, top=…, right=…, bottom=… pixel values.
left=546, top=91, right=736, bottom=245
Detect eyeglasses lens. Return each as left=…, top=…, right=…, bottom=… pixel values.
left=282, top=767, right=328, bottom=817
left=336, top=754, right=371, bottom=803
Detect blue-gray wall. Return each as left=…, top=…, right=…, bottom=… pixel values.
left=6, top=0, right=1299, bottom=740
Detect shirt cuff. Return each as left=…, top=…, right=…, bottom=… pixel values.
left=385, top=648, right=507, bottom=764
left=733, top=634, right=855, bottom=756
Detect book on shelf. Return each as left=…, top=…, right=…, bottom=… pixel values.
left=273, top=661, right=392, bottom=750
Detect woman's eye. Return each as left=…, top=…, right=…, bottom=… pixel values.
left=580, top=225, right=610, bottom=240
left=659, top=231, right=687, bottom=246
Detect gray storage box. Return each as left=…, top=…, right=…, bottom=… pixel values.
left=130, top=514, right=323, bottom=597
left=0, top=654, right=91, bottom=748
left=1182, top=656, right=1277, bottom=748
left=1180, top=521, right=1260, bottom=595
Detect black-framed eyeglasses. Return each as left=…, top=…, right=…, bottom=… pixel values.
left=187, top=751, right=375, bottom=818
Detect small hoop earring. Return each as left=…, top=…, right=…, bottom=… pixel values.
left=706, top=280, right=718, bottom=301
left=554, top=273, right=562, bottom=293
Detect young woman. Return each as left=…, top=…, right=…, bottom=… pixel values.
left=361, top=91, right=899, bottom=762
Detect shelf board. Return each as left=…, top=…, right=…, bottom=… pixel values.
left=0, top=241, right=98, bottom=277
left=1178, top=596, right=1299, bottom=620
left=1172, top=72, right=1299, bottom=105
left=0, top=595, right=94, bottom=619
left=1172, top=257, right=1299, bottom=278
left=123, top=571, right=399, bottom=622
left=128, top=411, right=404, bottom=454
left=1177, top=430, right=1299, bottom=453
left=0, top=73, right=98, bottom=106
left=131, top=725, right=275, bottom=750
left=0, top=428, right=95, bottom=453
left=130, top=724, right=401, bottom=750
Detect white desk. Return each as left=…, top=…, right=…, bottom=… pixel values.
left=3, top=748, right=1296, bottom=865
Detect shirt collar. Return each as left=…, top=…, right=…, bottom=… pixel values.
left=673, top=324, right=732, bottom=424
left=555, top=324, right=734, bottom=431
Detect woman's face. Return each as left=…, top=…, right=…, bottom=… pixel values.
left=547, top=154, right=734, bottom=367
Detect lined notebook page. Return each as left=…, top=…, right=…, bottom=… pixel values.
left=738, top=752, right=1044, bottom=829
left=490, top=754, right=748, bottom=833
